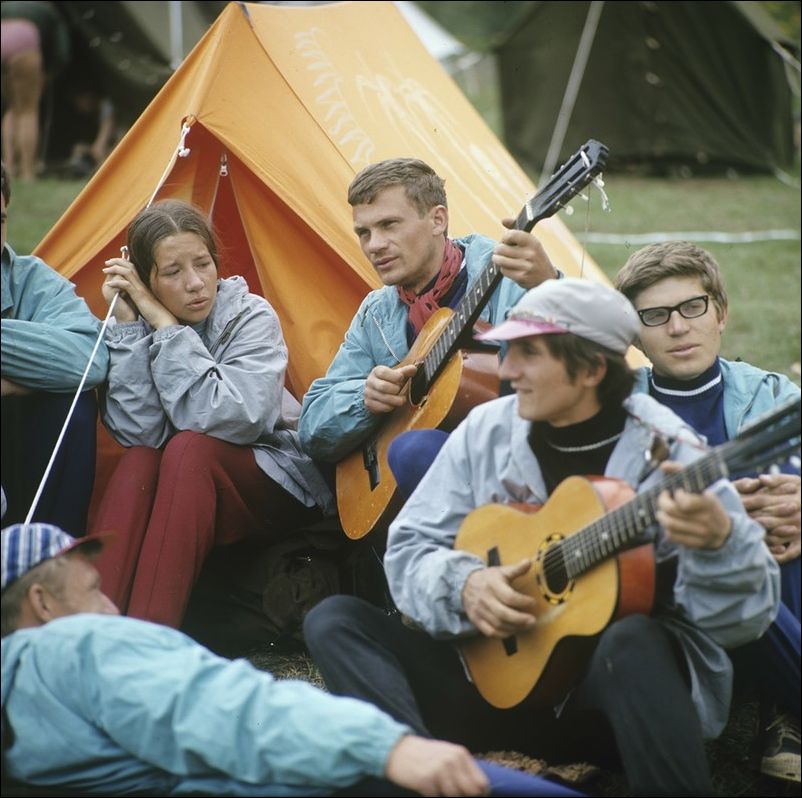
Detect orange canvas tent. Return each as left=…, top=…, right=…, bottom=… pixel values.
left=35, top=1, right=630, bottom=515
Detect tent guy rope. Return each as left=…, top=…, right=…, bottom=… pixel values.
left=23, top=122, right=197, bottom=528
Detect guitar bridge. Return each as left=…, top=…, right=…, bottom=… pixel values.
left=488, top=545, right=518, bottom=657
left=362, top=439, right=380, bottom=491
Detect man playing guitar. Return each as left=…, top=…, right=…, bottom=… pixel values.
left=304, top=278, right=781, bottom=797
left=297, top=158, right=558, bottom=537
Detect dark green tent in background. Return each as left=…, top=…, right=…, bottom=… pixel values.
left=496, top=0, right=799, bottom=177
left=42, top=1, right=225, bottom=164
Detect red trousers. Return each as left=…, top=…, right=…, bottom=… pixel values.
left=91, top=431, right=312, bottom=627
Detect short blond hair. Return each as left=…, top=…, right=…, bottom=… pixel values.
left=347, top=158, right=446, bottom=217
left=615, top=241, right=728, bottom=319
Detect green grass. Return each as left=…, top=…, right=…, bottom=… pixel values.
left=9, top=169, right=800, bottom=382
left=6, top=177, right=86, bottom=257
left=558, top=170, right=801, bottom=383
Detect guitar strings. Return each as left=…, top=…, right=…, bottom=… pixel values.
left=534, top=408, right=799, bottom=587
left=536, top=452, right=732, bottom=585
left=580, top=186, right=590, bottom=279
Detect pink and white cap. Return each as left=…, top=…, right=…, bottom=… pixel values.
left=476, top=277, right=639, bottom=355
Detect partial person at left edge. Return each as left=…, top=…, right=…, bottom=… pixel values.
left=0, top=161, right=108, bottom=535
left=1, top=522, right=583, bottom=797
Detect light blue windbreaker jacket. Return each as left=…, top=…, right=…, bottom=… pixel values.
left=633, top=358, right=800, bottom=440
left=1, top=243, right=109, bottom=390
left=386, top=393, right=781, bottom=739
left=1, top=614, right=410, bottom=795
left=102, top=275, right=333, bottom=514
left=298, top=234, right=526, bottom=463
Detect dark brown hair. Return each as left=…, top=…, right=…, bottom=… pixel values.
left=541, top=333, right=635, bottom=410
left=127, top=199, right=219, bottom=287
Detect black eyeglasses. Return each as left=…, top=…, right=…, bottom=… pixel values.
left=636, top=295, right=710, bottom=327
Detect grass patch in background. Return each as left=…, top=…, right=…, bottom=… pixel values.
left=7, top=178, right=86, bottom=256
left=9, top=170, right=799, bottom=383
left=557, top=170, right=801, bottom=383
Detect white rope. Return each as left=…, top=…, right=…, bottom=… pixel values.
left=23, top=295, right=119, bottom=526
left=146, top=121, right=194, bottom=208
left=24, top=122, right=196, bottom=528
left=579, top=229, right=800, bottom=245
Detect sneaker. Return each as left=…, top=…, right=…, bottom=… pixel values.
left=760, top=710, right=801, bottom=783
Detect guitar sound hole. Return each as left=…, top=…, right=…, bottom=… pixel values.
left=541, top=552, right=570, bottom=596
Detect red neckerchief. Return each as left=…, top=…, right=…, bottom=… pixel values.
left=396, top=238, right=463, bottom=335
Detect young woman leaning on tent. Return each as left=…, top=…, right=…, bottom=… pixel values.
left=88, top=199, right=334, bottom=628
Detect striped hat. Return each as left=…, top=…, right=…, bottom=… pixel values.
left=1, top=524, right=103, bottom=592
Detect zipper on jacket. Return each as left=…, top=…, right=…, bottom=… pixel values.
left=369, top=310, right=403, bottom=364
left=210, top=309, right=248, bottom=355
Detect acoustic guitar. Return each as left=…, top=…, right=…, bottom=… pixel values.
left=336, top=139, right=609, bottom=539
left=456, top=397, right=801, bottom=709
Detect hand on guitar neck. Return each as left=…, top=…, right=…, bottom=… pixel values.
left=364, top=363, right=418, bottom=415
left=493, top=217, right=559, bottom=289
left=656, top=461, right=733, bottom=550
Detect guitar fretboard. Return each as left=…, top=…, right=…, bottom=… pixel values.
left=559, top=452, right=730, bottom=579
left=414, top=138, right=608, bottom=398
left=550, top=398, right=801, bottom=581
left=421, top=261, right=502, bottom=387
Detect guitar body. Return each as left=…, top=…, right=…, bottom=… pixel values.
left=336, top=308, right=499, bottom=540
left=457, top=477, right=655, bottom=709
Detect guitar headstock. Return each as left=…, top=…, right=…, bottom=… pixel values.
left=515, top=139, right=608, bottom=232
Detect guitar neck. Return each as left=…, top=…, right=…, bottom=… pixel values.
left=416, top=260, right=501, bottom=390
left=561, top=449, right=732, bottom=579
left=416, top=201, right=557, bottom=394
left=413, top=139, right=608, bottom=398
left=561, top=394, right=801, bottom=578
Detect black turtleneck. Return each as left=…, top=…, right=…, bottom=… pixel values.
left=528, top=405, right=629, bottom=494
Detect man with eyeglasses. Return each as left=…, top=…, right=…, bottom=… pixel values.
left=615, top=240, right=800, bottom=785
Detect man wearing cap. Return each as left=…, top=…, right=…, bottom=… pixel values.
left=1, top=522, right=584, bottom=798
left=614, top=240, right=800, bottom=783
left=304, top=278, right=780, bottom=796
left=0, top=523, right=115, bottom=633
